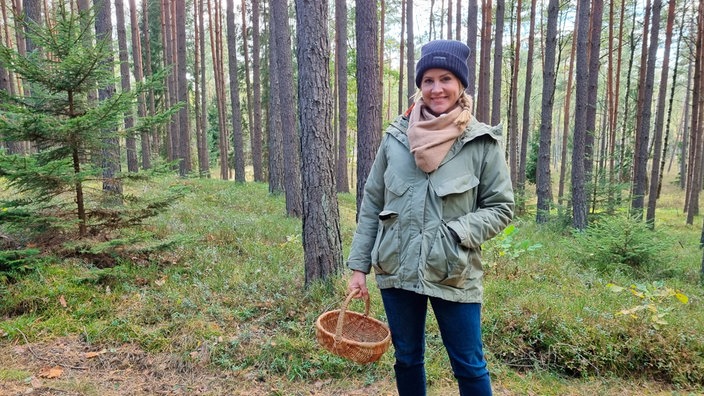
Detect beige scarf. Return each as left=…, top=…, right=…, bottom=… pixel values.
left=407, top=99, right=464, bottom=173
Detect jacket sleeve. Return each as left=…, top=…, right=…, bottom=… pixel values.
left=448, top=136, right=514, bottom=249
left=346, top=136, right=389, bottom=274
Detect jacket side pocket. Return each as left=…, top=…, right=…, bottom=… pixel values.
left=371, top=210, right=400, bottom=275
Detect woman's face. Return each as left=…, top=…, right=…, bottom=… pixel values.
left=420, top=68, right=462, bottom=116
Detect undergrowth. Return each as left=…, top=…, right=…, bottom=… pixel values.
left=1, top=175, right=703, bottom=393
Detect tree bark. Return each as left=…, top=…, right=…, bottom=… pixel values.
left=685, top=2, right=703, bottom=224
left=508, top=0, right=521, bottom=188
left=251, top=0, right=264, bottom=181
left=585, top=0, right=603, bottom=213
left=406, top=0, right=414, bottom=107
left=476, top=0, right=491, bottom=123
left=267, top=5, right=284, bottom=194
left=571, top=0, right=590, bottom=230
left=631, top=0, right=661, bottom=220
left=466, top=0, right=477, bottom=99
left=557, top=29, right=576, bottom=209
left=518, top=0, right=536, bottom=208
left=295, top=0, right=343, bottom=286
left=335, top=0, right=349, bottom=193
left=114, top=0, right=138, bottom=173
left=128, top=0, right=151, bottom=171
left=646, top=0, right=676, bottom=225
left=271, top=0, right=302, bottom=217
left=490, top=0, right=503, bottom=126
left=355, top=0, right=382, bottom=217
left=397, top=0, right=406, bottom=114
left=227, top=0, right=246, bottom=182
left=536, top=0, right=558, bottom=224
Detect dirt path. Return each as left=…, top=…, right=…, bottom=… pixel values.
left=0, top=336, right=402, bottom=395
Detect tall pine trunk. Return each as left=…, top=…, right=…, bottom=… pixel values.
left=227, top=0, right=246, bottom=182
left=251, top=0, right=263, bottom=182
left=355, top=0, right=381, bottom=217
left=271, top=0, right=302, bottom=217
left=646, top=0, right=676, bottom=225
left=631, top=0, right=661, bottom=219
left=114, top=0, right=138, bottom=173
left=267, top=5, right=284, bottom=194
left=335, top=0, right=349, bottom=193
left=536, top=0, right=559, bottom=224
left=296, top=0, right=343, bottom=286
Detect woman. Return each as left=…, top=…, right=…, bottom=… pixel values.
left=346, top=39, right=514, bottom=396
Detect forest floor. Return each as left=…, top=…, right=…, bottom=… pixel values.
left=0, top=335, right=691, bottom=396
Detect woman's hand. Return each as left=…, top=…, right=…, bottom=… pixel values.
left=348, top=270, right=369, bottom=299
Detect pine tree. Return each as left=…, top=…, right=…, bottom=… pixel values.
left=0, top=3, right=176, bottom=239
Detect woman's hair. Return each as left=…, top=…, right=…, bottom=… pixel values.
left=411, top=89, right=474, bottom=130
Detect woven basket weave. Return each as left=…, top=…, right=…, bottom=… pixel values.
left=315, top=290, right=391, bottom=364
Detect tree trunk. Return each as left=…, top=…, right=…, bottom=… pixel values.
left=490, top=0, right=503, bottom=126
left=160, top=0, right=175, bottom=162
left=631, top=0, right=661, bottom=220
left=536, top=0, right=558, bottom=224
left=518, top=0, right=536, bottom=209
left=557, top=14, right=577, bottom=209
left=267, top=5, right=284, bottom=194
left=210, top=0, right=229, bottom=180
left=241, top=0, right=255, bottom=177
left=193, top=0, right=208, bottom=176
left=355, top=0, right=382, bottom=217
left=446, top=0, right=452, bottom=39
left=336, top=0, right=349, bottom=193
left=406, top=0, right=414, bottom=107
left=271, top=0, right=302, bottom=217
left=646, top=0, right=676, bottom=225
left=94, top=0, right=123, bottom=203
left=251, top=0, right=264, bottom=181
left=585, top=0, right=603, bottom=213
left=685, top=2, right=703, bottom=224
left=508, top=0, right=521, bottom=188
left=129, top=0, right=151, bottom=170
left=227, top=0, right=246, bottom=182
left=455, top=0, right=461, bottom=41
left=466, top=0, right=478, bottom=99
left=142, top=0, right=158, bottom=156
left=571, top=0, right=590, bottom=230
left=114, top=0, right=138, bottom=173
left=295, top=0, right=343, bottom=286
left=397, top=0, right=406, bottom=114
left=476, top=0, right=491, bottom=123
left=174, top=0, right=190, bottom=176
left=678, top=53, right=693, bottom=190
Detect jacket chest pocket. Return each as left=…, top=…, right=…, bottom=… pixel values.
left=433, top=173, right=480, bottom=219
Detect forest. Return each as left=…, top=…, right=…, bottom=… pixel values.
left=1, top=0, right=704, bottom=394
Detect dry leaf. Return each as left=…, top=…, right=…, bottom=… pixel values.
left=85, top=349, right=107, bottom=359
left=38, top=366, right=63, bottom=379
left=155, top=277, right=167, bottom=286
left=58, top=295, right=67, bottom=308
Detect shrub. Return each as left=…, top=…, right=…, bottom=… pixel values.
left=571, top=215, right=671, bottom=273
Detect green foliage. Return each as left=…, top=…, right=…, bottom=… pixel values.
left=484, top=223, right=543, bottom=265
left=0, top=248, right=41, bottom=282
left=1, top=177, right=703, bottom=393
left=571, top=215, right=671, bottom=273
left=606, top=281, right=689, bottom=329
left=0, top=3, right=179, bottom=248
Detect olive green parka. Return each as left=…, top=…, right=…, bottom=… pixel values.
left=347, top=114, right=514, bottom=303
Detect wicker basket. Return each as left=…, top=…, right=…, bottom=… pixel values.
left=315, top=290, right=391, bottom=364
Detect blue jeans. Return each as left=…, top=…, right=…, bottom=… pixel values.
left=380, top=288, right=492, bottom=396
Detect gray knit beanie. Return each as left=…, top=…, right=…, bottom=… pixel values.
left=415, top=40, right=470, bottom=89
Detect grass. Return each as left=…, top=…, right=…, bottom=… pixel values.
left=1, top=174, right=703, bottom=394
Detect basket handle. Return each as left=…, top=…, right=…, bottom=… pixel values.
left=334, top=289, right=371, bottom=342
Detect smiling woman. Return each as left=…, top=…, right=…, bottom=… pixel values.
left=346, top=39, right=514, bottom=396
